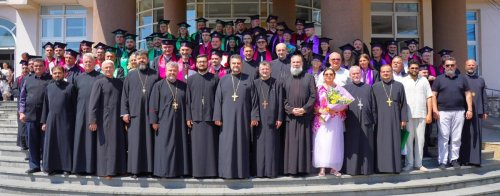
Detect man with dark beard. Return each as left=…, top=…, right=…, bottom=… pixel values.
left=119, top=33, right=138, bottom=77
left=41, top=66, right=76, bottom=175
left=150, top=61, right=191, bottom=178
left=282, top=54, right=316, bottom=176
left=459, top=59, right=488, bottom=166
left=186, top=54, right=220, bottom=178
left=121, top=50, right=159, bottom=178
left=72, top=53, right=102, bottom=175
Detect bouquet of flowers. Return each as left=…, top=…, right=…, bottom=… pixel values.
left=316, top=86, right=354, bottom=123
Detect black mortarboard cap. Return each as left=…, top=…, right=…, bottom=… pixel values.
left=339, top=43, right=355, bottom=51
left=295, top=18, right=306, bottom=25
left=242, top=30, right=253, bottom=37
left=224, top=21, right=234, bottom=26
left=319, top=37, right=332, bottom=44
left=158, top=19, right=170, bottom=25
left=235, top=18, right=246, bottom=24
left=211, top=31, right=224, bottom=39
left=42, top=42, right=54, bottom=49
left=386, top=39, right=398, bottom=46
left=149, top=32, right=161, bottom=38
left=179, top=40, right=194, bottom=49
left=177, top=22, right=191, bottom=28
left=419, top=64, right=430, bottom=71
left=53, top=42, right=67, bottom=49
left=418, top=46, right=433, bottom=54
left=370, top=42, right=383, bottom=49
left=64, top=49, right=78, bottom=58
left=304, top=22, right=315, bottom=29
left=112, top=29, right=127, bottom=35
left=145, top=36, right=153, bottom=41
left=93, top=42, right=108, bottom=49
left=277, top=22, right=287, bottom=27
left=201, top=27, right=212, bottom=34
left=283, top=28, right=294, bottom=35
left=301, top=41, right=313, bottom=49
left=210, top=50, right=223, bottom=57
left=28, top=55, right=43, bottom=60
left=215, top=19, right=224, bottom=25
left=124, top=33, right=137, bottom=41
left=437, top=49, right=453, bottom=56
left=255, top=34, right=267, bottom=42
left=252, top=27, right=267, bottom=35
left=226, top=35, right=239, bottom=41
left=312, top=53, right=324, bottom=61
left=105, top=46, right=118, bottom=53
left=19, top=60, right=28, bottom=66
left=404, top=39, right=419, bottom=45
left=80, top=40, right=94, bottom=47
left=161, top=39, right=176, bottom=45
left=195, top=17, right=208, bottom=23
left=249, top=15, right=260, bottom=20
left=267, top=15, right=278, bottom=22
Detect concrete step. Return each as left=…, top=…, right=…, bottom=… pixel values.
left=404, top=182, right=500, bottom=196
left=0, top=146, right=28, bottom=158
left=0, top=120, right=18, bottom=126
left=0, top=101, right=17, bottom=106
left=0, top=127, right=17, bottom=132
left=0, top=156, right=28, bottom=168
left=0, top=114, right=17, bottom=120
left=1, top=163, right=500, bottom=195
left=0, top=129, right=18, bottom=137
left=0, top=137, right=17, bottom=147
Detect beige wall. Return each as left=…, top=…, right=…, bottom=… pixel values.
left=467, top=0, right=500, bottom=91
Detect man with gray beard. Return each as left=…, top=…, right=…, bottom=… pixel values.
left=432, top=57, right=473, bottom=169
left=120, top=50, right=159, bottom=178
left=282, top=54, right=316, bottom=175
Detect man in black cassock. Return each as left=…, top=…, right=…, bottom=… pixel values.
left=121, top=50, right=159, bottom=178
left=251, top=61, right=284, bottom=178
left=88, top=60, right=127, bottom=178
left=186, top=54, right=219, bottom=178
left=459, top=59, right=488, bottom=166
left=72, top=53, right=102, bottom=174
left=343, top=66, right=377, bottom=175
left=282, top=54, right=316, bottom=175
left=63, top=49, right=82, bottom=84
left=149, top=61, right=191, bottom=178
left=270, top=43, right=291, bottom=85
left=242, top=45, right=259, bottom=79
left=41, top=66, right=76, bottom=175
left=213, top=55, right=259, bottom=179
left=372, top=65, right=408, bottom=173
left=19, top=58, right=52, bottom=174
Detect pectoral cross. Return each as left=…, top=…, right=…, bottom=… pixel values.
left=142, top=87, right=146, bottom=94
left=201, top=96, right=205, bottom=106
left=386, top=98, right=393, bottom=107
left=262, top=100, right=269, bottom=109
left=232, top=93, right=239, bottom=102
left=358, top=99, right=363, bottom=110
left=172, top=100, right=179, bottom=112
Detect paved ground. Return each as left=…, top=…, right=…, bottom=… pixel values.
left=482, top=116, right=500, bottom=142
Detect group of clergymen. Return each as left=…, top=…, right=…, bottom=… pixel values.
left=11, top=15, right=488, bottom=179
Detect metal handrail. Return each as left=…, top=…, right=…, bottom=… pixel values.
left=486, top=88, right=500, bottom=97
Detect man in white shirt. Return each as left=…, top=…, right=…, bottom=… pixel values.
left=317, top=52, right=350, bottom=86
left=392, top=56, right=406, bottom=83
left=402, top=60, right=433, bottom=172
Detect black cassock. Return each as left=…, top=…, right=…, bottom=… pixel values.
left=13, top=75, right=27, bottom=149
left=88, top=77, right=127, bottom=176
left=252, top=77, right=284, bottom=178
left=372, top=80, right=408, bottom=173
left=242, top=59, right=259, bottom=80
left=270, top=58, right=291, bottom=85
left=282, top=72, right=316, bottom=175
left=213, top=73, right=259, bottom=179
left=41, top=80, right=76, bottom=173
left=73, top=70, right=102, bottom=174
left=149, top=79, right=191, bottom=177
left=459, top=74, right=488, bottom=165
left=121, top=68, right=159, bottom=175
left=186, top=73, right=219, bottom=178
left=343, top=82, right=377, bottom=175
left=64, top=65, right=81, bottom=84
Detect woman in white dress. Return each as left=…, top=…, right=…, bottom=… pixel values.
left=312, top=68, right=353, bottom=176
left=0, top=62, right=13, bottom=101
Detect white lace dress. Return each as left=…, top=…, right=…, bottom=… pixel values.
left=0, top=69, right=12, bottom=97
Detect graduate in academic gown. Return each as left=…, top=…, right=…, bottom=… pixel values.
left=13, top=61, right=29, bottom=150
left=88, top=60, right=127, bottom=177
left=372, top=65, right=408, bottom=173
left=119, top=33, right=138, bottom=78
left=459, top=59, right=489, bottom=166
left=63, top=49, right=82, bottom=84
left=121, top=51, right=159, bottom=177
left=41, top=66, right=76, bottom=175
left=282, top=55, right=316, bottom=175
left=186, top=55, right=220, bottom=178
left=213, top=55, right=260, bottom=179
left=251, top=61, right=284, bottom=178
left=72, top=54, right=103, bottom=174
left=149, top=61, right=191, bottom=178
left=343, top=66, right=377, bottom=175
left=152, top=39, right=178, bottom=79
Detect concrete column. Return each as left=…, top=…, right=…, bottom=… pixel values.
left=321, top=0, right=364, bottom=52
left=272, top=0, right=296, bottom=29
left=432, top=0, right=467, bottom=71
left=164, top=0, right=186, bottom=37
left=92, top=0, right=136, bottom=45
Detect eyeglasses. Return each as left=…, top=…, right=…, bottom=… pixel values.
left=324, top=73, right=335, bottom=76
left=330, top=58, right=341, bottom=61
left=257, top=41, right=266, bottom=44
left=445, top=64, right=456, bottom=67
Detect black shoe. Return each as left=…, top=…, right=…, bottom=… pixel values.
left=451, top=160, right=461, bottom=169
left=24, top=157, right=29, bottom=161
left=25, top=168, right=41, bottom=174
left=439, top=164, right=447, bottom=170
left=63, top=171, right=71, bottom=175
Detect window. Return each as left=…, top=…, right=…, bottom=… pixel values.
left=0, top=18, right=16, bottom=48
left=40, top=5, right=87, bottom=54
left=371, top=2, right=419, bottom=47
left=467, top=10, right=480, bottom=73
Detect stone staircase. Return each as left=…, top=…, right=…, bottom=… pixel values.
left=1, top=101, right=500, bottom=195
